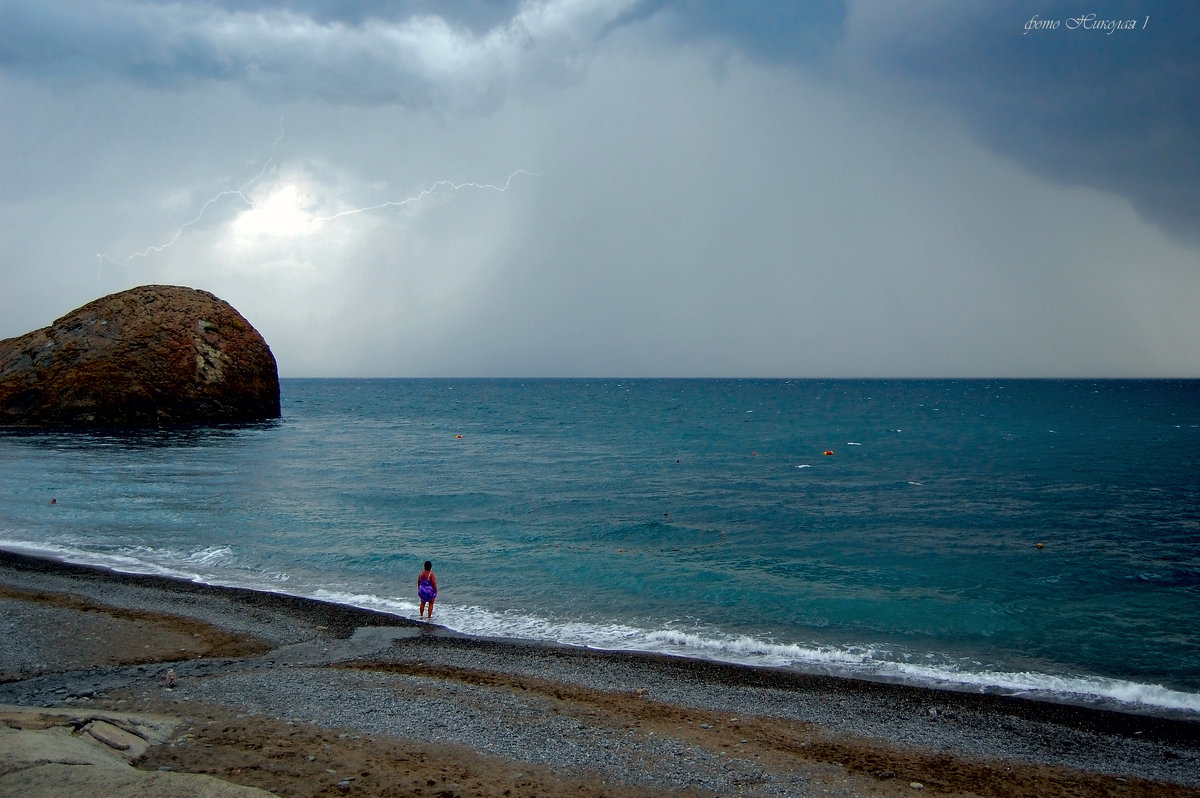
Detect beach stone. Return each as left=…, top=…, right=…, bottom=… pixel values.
left=2, top=761, right=279, bottom=798
left=0, top=284, right=280, bottom=427
left=0, top=710, right=274, bottom=797
left=85, top=719, right=149, bottom=759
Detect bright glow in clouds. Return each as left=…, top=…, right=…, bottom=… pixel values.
left=100, top=141, right=537, bottom=273
left=230, top=181, right=316, bottom=242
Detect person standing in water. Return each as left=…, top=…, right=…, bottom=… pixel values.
left=417, top=560, right=438, bottom=619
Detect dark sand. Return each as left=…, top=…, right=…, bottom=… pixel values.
left=1, top=550, right=1197, bottom=797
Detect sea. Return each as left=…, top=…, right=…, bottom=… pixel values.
left=2, top=379, right=1198, bottom=719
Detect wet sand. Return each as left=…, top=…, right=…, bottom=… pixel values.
left=1, top=549, right=1198, bottom=797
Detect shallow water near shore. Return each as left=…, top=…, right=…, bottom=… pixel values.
left=2, top=378, right=1198, bottom=717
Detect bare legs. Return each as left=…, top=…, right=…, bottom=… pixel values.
left=419, top=599, right=434, bottom=619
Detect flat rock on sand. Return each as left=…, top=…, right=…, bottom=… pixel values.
left=0, top=705, right=274, bottom=797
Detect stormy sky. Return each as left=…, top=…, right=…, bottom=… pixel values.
left=2, top=0, right=1197, bottom=377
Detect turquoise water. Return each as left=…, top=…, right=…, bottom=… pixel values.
left=2, top=379, right=1198, bottom=717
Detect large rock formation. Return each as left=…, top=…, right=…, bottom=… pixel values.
left=0, top=285, right=280, bottom=427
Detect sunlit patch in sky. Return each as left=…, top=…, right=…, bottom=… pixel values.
left=231, top=181, right=317, bottom=242
left=96, top=125, right=537, bottom=267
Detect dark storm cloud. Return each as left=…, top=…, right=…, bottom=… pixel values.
left=0, top=0, right=628, bottom=106
left=244, top=0, right=523, bottom=31
left=599, top=0, right=1199, bottom=245
left=611, top=0, right=847, bottom=64
left=2, top=0, right=1195, bottom=245
left=845, top=0, right=1200, bottom=246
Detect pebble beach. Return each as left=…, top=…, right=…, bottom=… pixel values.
left=2, top=549, right=1198, bottom=797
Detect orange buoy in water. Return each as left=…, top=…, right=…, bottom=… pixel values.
left=824, top=450, right=834, bottom=456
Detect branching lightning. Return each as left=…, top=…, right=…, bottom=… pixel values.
left=314, top=169, right=538, bottom=223
left=97, top=122, right=285, bottom=268
left=96, top=124, right=538, bottom=271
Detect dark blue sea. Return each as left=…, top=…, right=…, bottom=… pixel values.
left=2, top=379, right=1198, bottom=717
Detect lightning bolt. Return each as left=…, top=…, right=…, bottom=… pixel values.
left=315, top=169, right=538, bottom=223
left=97, top=121, right=286, bottom=268
left=96, top=123, right=538, bottom=270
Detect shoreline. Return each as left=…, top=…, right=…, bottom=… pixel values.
left=2, top=548, right=1199, bottom=796
left=3, top=547, right=1196, bottom=723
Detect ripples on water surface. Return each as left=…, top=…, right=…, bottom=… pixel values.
left=2, top=379, right=1198, bottom=716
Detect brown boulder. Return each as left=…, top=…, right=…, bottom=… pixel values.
left=0, top=285, right=280, bottom=427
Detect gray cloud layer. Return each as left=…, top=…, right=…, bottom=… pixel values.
left=1, top=0, right=1197, bottom=376
left=842, top=0, right=1200, bottom=246
left=1, top=0, right=633, bottom=107
left=3, top=0, right=1194, bottom=243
